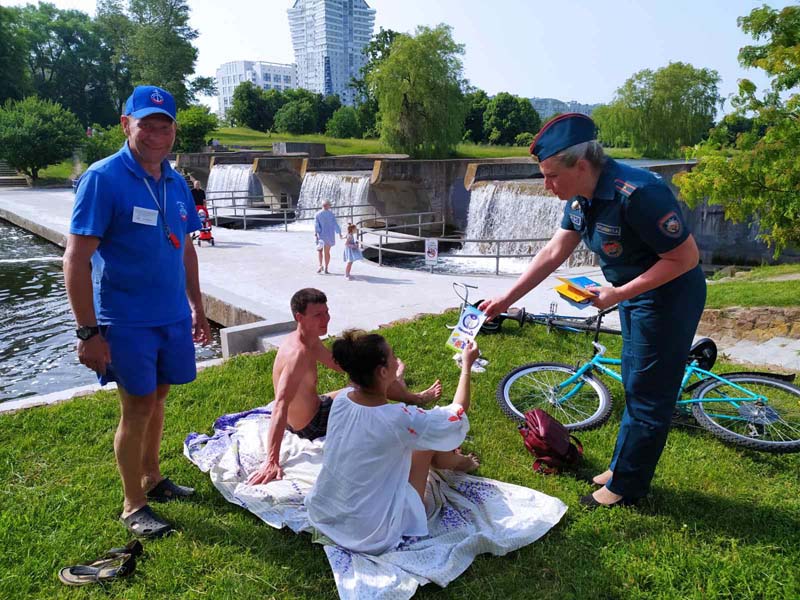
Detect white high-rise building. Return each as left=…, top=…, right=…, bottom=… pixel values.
left=215, top=61, right=297, bottom=119
left=288, top=0, right=376, bottom=105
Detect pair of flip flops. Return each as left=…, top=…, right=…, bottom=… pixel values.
left=58, top=540, right=142, bottom=586
left=119, top=478, right=195, bottom=538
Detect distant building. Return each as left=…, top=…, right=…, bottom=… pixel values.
left=287, top=0, right=376, bottom=105
left=215, top=60, right=297, bottom=119
left=529, top=97, right=602, bottom=121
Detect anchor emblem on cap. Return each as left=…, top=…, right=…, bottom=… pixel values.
left=150, top=90, right=165, bottom=105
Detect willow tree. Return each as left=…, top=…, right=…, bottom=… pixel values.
left=676, top=4, right=800, bottom=255
left=601, top=62, right=721, bottom=158
left=369, top=24, right=467, bottom=158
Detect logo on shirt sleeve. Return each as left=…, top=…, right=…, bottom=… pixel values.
left=658, top=211, right=683, bottom=238
left=601, top=240, right=623, bottom=257
left=178, top=201, right=188, bottom=222
left=570, top=213, right=583, bottom=228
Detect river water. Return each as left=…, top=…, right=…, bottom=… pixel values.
left=0, top=219, right=221, bottom=403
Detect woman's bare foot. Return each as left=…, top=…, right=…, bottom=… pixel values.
left=417, top=379, right=442, bottom=404
left=592, top=469, right=613, bottom=486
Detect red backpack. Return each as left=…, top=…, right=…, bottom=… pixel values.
left=519, top=409, right=584, bottom=474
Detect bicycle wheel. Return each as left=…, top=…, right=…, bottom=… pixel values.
left=691, top=374, right=800, bottom=453
left=496, top=362, right=613, bottom=431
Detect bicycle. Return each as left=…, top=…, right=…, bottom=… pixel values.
left=496, top=305, right=800, bottom=453
left=446, top=281, right=620, bottom=335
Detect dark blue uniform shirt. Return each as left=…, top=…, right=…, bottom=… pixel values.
left=560, top=159, right=690, bottom=287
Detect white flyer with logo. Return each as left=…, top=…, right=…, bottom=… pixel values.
left=446, top=304, right=487, bottom=350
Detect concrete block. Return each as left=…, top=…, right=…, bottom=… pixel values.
left=221, top=319, right=296, bottom=358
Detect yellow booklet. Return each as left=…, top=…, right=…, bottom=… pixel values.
left=554, top=276, right=599, bottom=307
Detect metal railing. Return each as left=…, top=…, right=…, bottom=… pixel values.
left=201, top=193, right=595, bottom=274
left=355, top=215, right=596, bottom=275
left=204, top=192, right=378, bottom=231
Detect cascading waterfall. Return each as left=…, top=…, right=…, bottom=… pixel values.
left=461, top=181, right=594, bottom=267
left=294, top=171, right=372, bottom=230
left=206, top=164, right=264, bottom=207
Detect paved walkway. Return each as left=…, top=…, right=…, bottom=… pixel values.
left=0, top=186, right=797, bottom=412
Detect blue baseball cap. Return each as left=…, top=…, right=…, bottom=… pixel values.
left=124, top=85, right=176, bottom=121
left=530, top=113, right=597, bottom=162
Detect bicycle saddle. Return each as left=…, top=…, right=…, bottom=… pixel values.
left=688, top=337, right=717, bottom=371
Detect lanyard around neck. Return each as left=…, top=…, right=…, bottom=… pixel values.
left=142, top=178, right=167, bottom=219
left=142, top=177, right=180, bottom=249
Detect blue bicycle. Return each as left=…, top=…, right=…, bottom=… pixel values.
left=497, top=305, right=800, bottom=453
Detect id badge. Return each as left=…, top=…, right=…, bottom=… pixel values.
left=132, top=206, right=159, bottom=226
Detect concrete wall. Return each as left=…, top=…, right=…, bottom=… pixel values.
left=272, top=142, right=326, bottom=158
left=175, top=151, right=273, bottom=187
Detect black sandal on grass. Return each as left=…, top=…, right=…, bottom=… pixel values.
left=146, top=477, right=195, bottom=503
left=101, top=539, right=143, bottom=560
left=119, top=505, right=173, bottom=538
left=58, top=554, right=136, bottom=586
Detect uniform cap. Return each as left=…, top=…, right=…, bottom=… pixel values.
left=530, top=113, right=597, bottom=161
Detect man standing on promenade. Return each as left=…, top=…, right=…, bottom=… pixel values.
left=247, top=288, right=441, bottom=485
left=64, top=85, right=210, bottom=538
left=314, top=200, right=341, bottom=274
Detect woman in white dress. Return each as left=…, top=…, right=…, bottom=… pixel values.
left=305, top=331, right=480, bottom=555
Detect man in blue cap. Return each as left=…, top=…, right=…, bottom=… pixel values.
left=64, top=85, right=211, bottom=537
left=480, top=113, right=706, bottom=509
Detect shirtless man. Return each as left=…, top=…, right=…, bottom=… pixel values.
left=247, top=288, right=442, bottom=485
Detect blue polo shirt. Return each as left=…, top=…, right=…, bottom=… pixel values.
left=70, top=143, right=202, bottom=326
left=560, top=159, right=691, bottom=286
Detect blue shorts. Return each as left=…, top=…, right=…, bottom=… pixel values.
left=98, top=317, right=196, bottom=396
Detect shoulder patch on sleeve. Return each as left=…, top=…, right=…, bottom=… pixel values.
left=658, top=211, right=683, bottom=238
left=614, top=178, right=638, bottom=197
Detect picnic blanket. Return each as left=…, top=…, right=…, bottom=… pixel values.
left=184, top=404, right=568, bottom=600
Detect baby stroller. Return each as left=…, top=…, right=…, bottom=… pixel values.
left=194, top=207, right=215, bottom=247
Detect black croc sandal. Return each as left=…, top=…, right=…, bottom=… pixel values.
left=146, top=477, right=195, bottom=503
left=58, top=554, right=136, bottom=586
left=119, top=505, right=173, bottom=538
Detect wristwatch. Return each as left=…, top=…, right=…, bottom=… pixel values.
left=76, top=325, right=100, bottom=341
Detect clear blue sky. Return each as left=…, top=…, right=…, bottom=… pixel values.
left=7, top=0, right=796, bottom=112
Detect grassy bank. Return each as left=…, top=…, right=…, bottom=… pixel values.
left=215, top=127, right=641, bottom=160
left=706, top=264, right=800, bottom=308
left=1, top=312, right=798, bottom=599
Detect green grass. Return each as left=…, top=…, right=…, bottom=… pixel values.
left=35, top=158, right=80, bottom=186
left=706, top=280, right=800, bottom=308
left=1, top=312, right=798, bottom=599
left=216, top=127, right=641, bottom=160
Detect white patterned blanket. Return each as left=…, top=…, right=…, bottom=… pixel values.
left=184, top=405, right=568, bottom=600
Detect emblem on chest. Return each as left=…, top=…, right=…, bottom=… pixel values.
left=601, top=240, right=623, bottom=258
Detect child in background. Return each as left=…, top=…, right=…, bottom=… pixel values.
left=343, top=223, right=363, bottom=280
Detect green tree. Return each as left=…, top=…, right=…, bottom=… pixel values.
left=483, top=92, right=541, bottom=146
left=95, top=0, right=135, bottom=115
left=676, top=4, right=800, bottom=254
left=369, top=24, right=467, bottom=158
left=16, top=3, right=118, bottom=126
left=318, top=94, right=342, bottom=133
left=0, top=6, right=30, bottom=103
left=228, top=82, right=271, bottom=131
left=175, top=105, right=217, bottom=152
left=592, top=103, right=631, bottom=148
left=606, top=62, right=721, bottom=157
left=351, top=27, right=400, bottom=138
left=0, top=96, right=83, bottom=180
left=462, top=88, right=489, bottom=143
left=273, top=100, right=317, bottom=135
left=126, top=0, right=199, bottom=108
left=83, top=122, right=127, bottom=164
left=325, top=106, right=362, bottom=138
left=514, top=132, right=535, bottom=147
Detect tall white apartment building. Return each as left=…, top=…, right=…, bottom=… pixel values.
left=215, top=61, right=297, bottom=119
left=287, top=0, right=376, bottom=105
